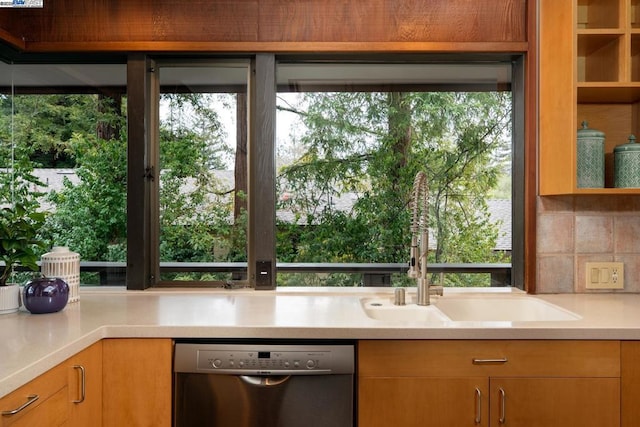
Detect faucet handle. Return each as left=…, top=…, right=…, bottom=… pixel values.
left=394, top=288, right=406, bottom=306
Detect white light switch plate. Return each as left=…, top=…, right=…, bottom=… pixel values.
left=586, top=262, right=624, bottom=290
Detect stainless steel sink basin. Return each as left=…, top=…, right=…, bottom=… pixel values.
left=434, top=295, right=581, bottom=322
left=361, top=298, right=450, bottom=322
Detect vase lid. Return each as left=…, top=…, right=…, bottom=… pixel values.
left=42, top=246, right=79, bottom=258
left=577, top=121, right=604, bottom=138
left=614, top=135, right=640, bottom=153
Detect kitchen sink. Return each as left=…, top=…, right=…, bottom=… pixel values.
left=361, top=298, right=450, bottom=322
left=361, top=293, right=581, bottom=323
left=434, top=294, right=581, bottom=322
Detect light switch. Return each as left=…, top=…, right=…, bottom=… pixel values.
left=586, top=262, right=624, bottom=290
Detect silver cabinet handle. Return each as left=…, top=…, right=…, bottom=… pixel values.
left=499, top=388, right=506, bottom=424
left=472, top=358, right=508, bottom=364
left=474, top=387, right=482, bottom=424
left=72, top=365, right=86, bottom=403
left=1, top=394, right=39, bottom=416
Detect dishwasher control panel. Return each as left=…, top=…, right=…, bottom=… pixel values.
left=174, top=343, right=354, bottom=375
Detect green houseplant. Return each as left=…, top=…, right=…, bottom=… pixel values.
left=0, top=203, right=46, bottom=313
left=0, top=203, right=46, bottom=285
left=0, top=159, right=46, bottom=314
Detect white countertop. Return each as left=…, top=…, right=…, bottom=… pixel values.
left=2, top=286, right=640, bottom=398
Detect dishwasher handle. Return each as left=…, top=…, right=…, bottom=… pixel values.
left=239, top=375, right=291, bottom=387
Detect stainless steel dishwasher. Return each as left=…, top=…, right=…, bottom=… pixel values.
left=173, top=341, right=355, bottom=427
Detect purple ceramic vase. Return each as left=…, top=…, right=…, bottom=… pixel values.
left=23, top=276, right=69, bottom=314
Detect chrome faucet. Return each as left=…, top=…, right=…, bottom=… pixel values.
left=407, top=171, right=430, bottom=305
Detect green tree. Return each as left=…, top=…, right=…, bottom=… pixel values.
left=158, top=93, right=241, bottom=268
left=277, top=91, right=511, bottom=286
left=0, top=93, right=129, bottom=265
left=0, top=94, right=104, bottom=168
left=45, top=131, right=127, bottom=261
left=3, top=92, right=237, bottom=276
left=43, top=93, right=126, bottom=260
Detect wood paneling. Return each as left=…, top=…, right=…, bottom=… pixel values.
left=258, top=0, right=386, bottom=42
left=0, top=0, right=526, bottom=52
left=385, top=0, right=525, bottom=42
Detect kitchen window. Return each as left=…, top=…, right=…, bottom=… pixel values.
left=0, top=61, right=128, bottom=285
left=155, top=62, right=250, bottom=285
left=0, top=54, right=525, bottom=290
left=274, top=60, right=518, bottom=288
left=132, top=54, right=524, bottom=289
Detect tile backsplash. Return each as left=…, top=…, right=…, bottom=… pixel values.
left=537, top=195, right=640, bottom=293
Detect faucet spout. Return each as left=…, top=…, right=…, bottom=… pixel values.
left=408, top=172, right=430, bottom=306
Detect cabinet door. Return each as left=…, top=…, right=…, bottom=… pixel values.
left=102, top=338, right=172, bottom=427
left=2, top=387, right=68, bottom=427
left=622, top=341, right=640, bottom=427
left=359, top=377, right=488, bottom=427
left=0, top=363, right=68, bottom=427
left=539, top=0, right=576, bottom=195
left=67, top=341, right=102, bottom=427
left=489, top=378, right=620, bottom=427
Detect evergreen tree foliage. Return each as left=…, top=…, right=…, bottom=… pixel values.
left=2, top=87, right=512, bottom=287
left=277, top=91, right=512, bottom=286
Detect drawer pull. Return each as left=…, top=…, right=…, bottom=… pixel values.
left=472, top=358, right=508, bottom=364
left=2, top=394, right=39, bottom=416
left=499, top=388, right=506, bottom=424
left=73, top=365, right=86, bottom=403
left=474, top=387, right=482, bottom=424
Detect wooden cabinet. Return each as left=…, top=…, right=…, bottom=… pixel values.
left=359, top=377, right=488, bottom=426
left=0, top=341, right=103, bottom=427
left=1, top=338, right=171, bottom=427
left=68, top=341, right=102, bottom=427
left=0, top=360, right=69, bottom=427
left=539, top=0, right=640, bottom=194
left=488, top=378, right=619, bottom=426
left=358, top=340, right=621, bottom=427
left=102, top=338, right=173, bottom=427
left=622, top=341, right=640, bottom=426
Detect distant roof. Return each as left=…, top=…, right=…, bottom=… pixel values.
left=33, top=168, right=512, bottom=251
left=487, top=199, right=511, bottom=251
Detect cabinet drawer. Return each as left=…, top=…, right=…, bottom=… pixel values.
left=2, top=386, right=68, bottom=427
left=358, top=340, right=620, bottom=378
left=0, top=363, right=68, bottom=427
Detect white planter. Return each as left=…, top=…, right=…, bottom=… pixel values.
left=0, top=284, right=20, bottom=314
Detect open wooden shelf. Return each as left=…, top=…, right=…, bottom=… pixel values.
left=578, top=0, right=622, bottom=29
left=577, top=32, right=624, bottom=82
left=578, top=83, right=640, bottom=103
left=539, top=0, right=640, bottom=195
left=632, top=0, right=640, bottom=28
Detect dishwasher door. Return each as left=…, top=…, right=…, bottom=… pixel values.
left=175, top=372, right=354, bottom=427
left=173, top=342, right=355, bottom=427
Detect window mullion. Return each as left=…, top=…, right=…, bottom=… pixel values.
left=247, top=54, right=277, bottom=289
left=126, top=54, right=159, bottom=290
